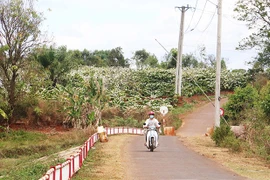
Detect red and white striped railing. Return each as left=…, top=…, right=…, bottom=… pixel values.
left=39, top=127, right=143, bottom=180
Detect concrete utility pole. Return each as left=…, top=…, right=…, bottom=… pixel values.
left=215, top=0, right=222, bottom=127
left=175, top=5, right=190, bottom=96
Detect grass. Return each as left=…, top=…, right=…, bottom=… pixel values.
left=0, top=128, right=94, bottom=180
left=102, top=117, right=142, bottom=128
left=73, top=135, right=129, bottom=180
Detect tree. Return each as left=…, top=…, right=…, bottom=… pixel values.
left=145, top=54, right=159, bottom=68
left=221, top=58, right=227, bottom=70
left=0, top=0, right=45, bottom=123
left=108, top=47, right=129, bottom=67
left=166, top=48, right=177, bottom=69
left=254, top=42, right=270, bottom=69
left=166, top=49, right=199, bottom=69
left=132, top=49, right=150, bottom=69
left=182, top=53, right=198, bottom=68
left=234, top=0, right=270, bottom=50
left=34, top=46, right=80, bottom=86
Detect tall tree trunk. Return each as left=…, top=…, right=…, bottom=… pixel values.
left=8, top=70, right=17, bottom=124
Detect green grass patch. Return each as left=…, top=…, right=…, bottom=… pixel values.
left=166, top=102, right=196, bottom=130
left=0, top=129, right=94, bottom=180
left=102, top=117, right=142, bottom=128
left=72, top=143, right=103, bottom=180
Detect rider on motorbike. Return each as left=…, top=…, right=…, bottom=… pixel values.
left=143, top=111, right=160, bottom=146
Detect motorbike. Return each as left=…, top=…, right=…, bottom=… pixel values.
left=143, top=123, right=160, bottom=152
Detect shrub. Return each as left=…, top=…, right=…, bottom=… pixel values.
left=224, top=84, right=259, bottom=125
left=211, top=125, right=234, bottom=146
left=260, top=81, right=270, bottom=118
left=221, top=135, right=242, bottom=152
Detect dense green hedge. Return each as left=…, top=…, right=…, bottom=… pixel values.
left=58, top=67, right=248, bottom=110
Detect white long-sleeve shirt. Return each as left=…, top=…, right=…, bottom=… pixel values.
left=143, top=118, right=160, bottom=128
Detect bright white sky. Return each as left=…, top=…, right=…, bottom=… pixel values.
left=36, top=0, right=258, bottom=70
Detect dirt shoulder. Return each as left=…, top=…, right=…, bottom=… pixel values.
left=73, top=134, right=130, bottom=180
left=179, top=136, right=270, bottom=180
left=176, top=97, right=270, bottom=180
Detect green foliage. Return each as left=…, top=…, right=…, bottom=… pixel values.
left=0, top=129, right=94, bottom=179
left=260, top=81, right=270, bottom=117
left=224, top=84, right=258, bottom=125
left=234, top=0, right=270, bottom=71
left=136, top=68, right=175, bottom=97
left=64, top=67, right=248, bottom=112
left=221, top=135, right=242, bottom=152
left=103, top=117, right=141, bottom=128
left=165, top=49, right=200, bottom=69
left=183, top=68, right=248, bottom=97
left=6, top=163, right=48, bottom=180
left=234, top=0, right=270, bottom=50
left=0, top=0, right=45, bottom=123
left=245, top=117, right=270, bottom=161
left=80, top=47, right=129, bottom=67
left=34, top=46, right=82, bottom=86
left=108, top=47, right=129, bottom=67
left=61, top=73, right=107, bottom=128
left=254, top=42, right=270, bottom=69
left=132, top=49, right=150, bottom=69
left=0, top=130, right=45, bottom=143
left=211, top=125, right=234, bottom=146
left=0, top=109, right=8, bottom=119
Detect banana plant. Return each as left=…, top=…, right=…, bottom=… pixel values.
left=0, top=108, right=9, bottom=132
left=62, top=73, right=107, bottom=128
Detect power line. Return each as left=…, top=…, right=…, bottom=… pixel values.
left=207, top=0, right=217, bottom=6
left=185, top=0, right=199, bottom=33
left=189, top=0, right=208, bottom=32
left=197, top=7, right=216, bottom=33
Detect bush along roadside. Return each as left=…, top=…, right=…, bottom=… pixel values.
left=214, top=82, right=270, bottom=162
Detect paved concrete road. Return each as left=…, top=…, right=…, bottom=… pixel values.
left=124, top=135, right=247, bottom=180
left=124, top=99, right=247, bottom=180
left=177, top=99, right=227, bottom=137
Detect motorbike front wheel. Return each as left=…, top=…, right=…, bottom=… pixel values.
left=150, top=137, right=154, bottom=152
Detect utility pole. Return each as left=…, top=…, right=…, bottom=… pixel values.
left=175, top=5, right=190, bottom=95
left=215, top=0, right=222, bottom=127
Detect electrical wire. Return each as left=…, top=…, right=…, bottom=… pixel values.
left=189, top=0, right=208, bottom=32
left=154, top=38, right=229, bottom=126
left=185, top=0, right=199, bottom=33
left=197, top=7, right=216, bottom=33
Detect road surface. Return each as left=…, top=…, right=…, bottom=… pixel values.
left=124, top=99, right=248, bottom=180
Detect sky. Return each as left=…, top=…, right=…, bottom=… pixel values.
left=36, top=0, right=258, bottom=70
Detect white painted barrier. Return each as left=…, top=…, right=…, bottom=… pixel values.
left=39, top=127, right=143, bottom=180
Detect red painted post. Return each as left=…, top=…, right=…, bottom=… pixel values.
left=85, top=142, right=88, bottom=156
left=51, top=166, right=56, bottom=180
left=59, top=164, right=62, bottom=180
left=90, top=136, right=92, bottom=146
left=67, top=158, right=72, bottom=178
left=79, top=148, right=82, bottom=167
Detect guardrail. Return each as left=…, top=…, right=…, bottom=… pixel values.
left=39, top=127, right=143, bottom=180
